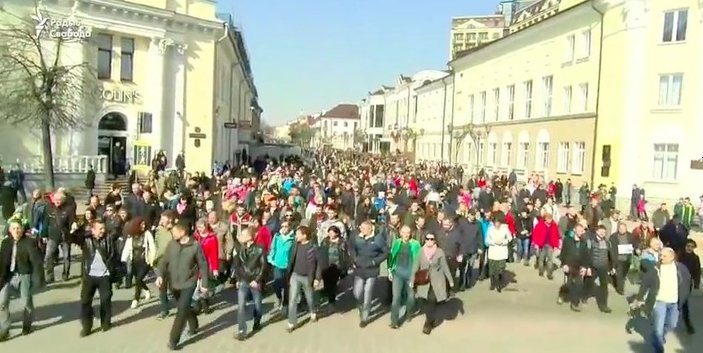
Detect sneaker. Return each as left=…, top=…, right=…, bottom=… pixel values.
left=235, top=331, right=246, bottom=341
left=167, top=342, right=180, bottom=351
left=359, top=320, right=368, bottom=328
left=570, top=304, right=581, bottom=312
left=143, top=290, right=152, bottom=300
left=389, top=323, right=399, bottom=329
left=286, top=324, right=295, bottom=333
left=310, top=313, right=318, bottom=322
left=130, top=300, right=139, bottom=309
left=252, top=322, right=262, bottom=332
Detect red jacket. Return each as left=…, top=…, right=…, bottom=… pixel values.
left=194, top=230, right=219, bottom=273
left=531, top=219, right=560, bottom=249
left=505, top=212, right=517, bottom=235
left=254, top=226, right=272, bottom=254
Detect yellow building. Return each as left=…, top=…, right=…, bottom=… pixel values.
left=450, top=0, right=600, bottom=189
left=593, top=0, right=702, bottom=207
left=0, top=0, right=258, bottom=177
left=450, top=15, right=506, bottom=60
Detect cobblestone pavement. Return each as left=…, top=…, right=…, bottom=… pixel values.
left=3, top=262, right=702, bottom=353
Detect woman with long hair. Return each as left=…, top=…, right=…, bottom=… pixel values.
left=267, top=220, right=295, bottom=312
left=318, top=225, right=349, bottom=311
left=415, top=233, right=453, bottom=335
left=121, top=217, right=156, bottom=309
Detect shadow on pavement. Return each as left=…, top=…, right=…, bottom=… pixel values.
left=33, top=299, right=133, bottom=332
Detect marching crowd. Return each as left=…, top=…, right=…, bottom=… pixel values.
left=0, top=150, right=700, bottom=353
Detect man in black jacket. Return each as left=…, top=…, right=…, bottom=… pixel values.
left=559, top=224, right=591, bottom=312
left=44, top=192, right=74, bottom=283
left=75, top=220, right=115, bottom=337
left=285, top=226, right=321, bottom=332
left=349, top=220, right=388, bottom=328
left=231, top=227, right=266, bottom=341
left=457, top=210, right=482, bottom=291
left=0, top=220, right=44, bottom=340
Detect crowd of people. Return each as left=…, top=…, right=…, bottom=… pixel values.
left=0, top=149, right=700, bottom=353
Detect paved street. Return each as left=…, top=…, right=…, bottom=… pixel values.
left=2, top=262, right=701, bottom=353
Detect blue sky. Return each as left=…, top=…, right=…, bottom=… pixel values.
left=220, top=0, right=498, bottom=125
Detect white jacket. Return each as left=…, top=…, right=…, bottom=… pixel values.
left=487, top=224, right=512, bottom=261
left=121, top=231, right=157, bottom=266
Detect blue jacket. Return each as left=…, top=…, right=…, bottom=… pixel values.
left=267, top=231, right=295, bottom=270
left=479, top=218, right=492, bottom=247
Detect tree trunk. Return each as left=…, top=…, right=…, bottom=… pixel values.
left=40, top=118, right=56, bottom=190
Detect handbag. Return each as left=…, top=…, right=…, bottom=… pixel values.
left=414, top=269, right=430, bottom=286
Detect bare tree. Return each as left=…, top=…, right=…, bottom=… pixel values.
left=453, top=123, right=491, bottom=170
left=0, top=3, right=100, bottom=189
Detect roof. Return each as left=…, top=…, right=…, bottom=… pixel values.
left=320, top=104, right=359, bottom=120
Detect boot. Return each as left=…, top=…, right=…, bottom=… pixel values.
left=496, top=274, right=503, bottom=293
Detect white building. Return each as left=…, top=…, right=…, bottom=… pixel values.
left=413, top=74, right=453, bottom=162
left=0, top=0, right=258, bottom=182
left=359, top=88, right=389, bottom=153
left=313, top=104, right=359, bottom=150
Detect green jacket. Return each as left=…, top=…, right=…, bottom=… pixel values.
left=387, top=238, right=421, bottom=274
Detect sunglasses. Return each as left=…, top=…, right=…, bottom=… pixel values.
left=425, top=237, right=436, bottom=241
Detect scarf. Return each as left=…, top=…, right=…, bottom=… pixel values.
left=176, top=203, right=186, bottom=214
left=422, top=244, right=437, bottom=262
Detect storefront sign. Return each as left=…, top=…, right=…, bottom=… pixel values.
left=101, top=88, right=142, bottom=104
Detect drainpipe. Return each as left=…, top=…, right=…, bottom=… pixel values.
left=588, top=0, right=605, bottom=188
left=439, top=77, right=449, bottom=162
left=215, top=23, right=228, bottom=164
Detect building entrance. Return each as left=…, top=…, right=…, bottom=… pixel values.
left=97, top=112, right=128, bottom=177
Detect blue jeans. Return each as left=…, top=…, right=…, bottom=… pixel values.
left=353, top=276, right=376, bottom=322
left=0, top=274, right=33, bottom=335
left=517, top=238, right=531, bottom=261
left=272, top=267, right=288, bottom=305
left=390, top=273, right=414, bottom=325
left=651, top=301, right=679, bottom=353
left=287, top=273, right=316, bottom=326
left=237, top=281, right=262, bottom=334
left=158, top=281, right=170, bottom=313
left=458, top=253, right=477, bottom=289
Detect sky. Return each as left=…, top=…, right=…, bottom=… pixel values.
left=220, top=0, right=498, bottom=125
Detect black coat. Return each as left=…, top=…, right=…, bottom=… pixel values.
left=73, top=233, right=116, bottom=280
left=318, top=237, right=350, bottom=273
left=560, top=237, right=591, bottom=269
left=0, top=236, right=44, bottom=289
left=286, top=241, right=321, bottom=284
left=85, top=170, right=96, bottom=189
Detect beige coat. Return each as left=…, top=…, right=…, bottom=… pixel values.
left=415, top=247, right=454, bottom=302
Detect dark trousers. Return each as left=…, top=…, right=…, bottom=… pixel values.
left=567, top=272, right=584, bottom=305
left=321, top=266, right=342, bottom=304
left=169, top=287, right=198, bottom=346
left=132, top=260, right=149, bottom=300
left=272, top=267, right=288, bottom=305
left=615, top=259, right=631, bottom=293
left=457, top=253, right=477, bottom=289
left=423, top=286, right=440, bottom=328
left=585, top=267, right=610, bottom=308
left=477, top=248, right=489, bottom=279
left=159, top=281, right=170, bottom=314
left=682, top=300, right=694, bottom=330
left=80, top=275, right=112, bottom=331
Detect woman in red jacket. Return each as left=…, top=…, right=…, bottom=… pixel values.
left=530, top=214, right=561, bottom=279
left=251, top=216, right=273, bottom=255
left=194, top=218, right=220, bottom=314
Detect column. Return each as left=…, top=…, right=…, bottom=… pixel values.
left=149, top=38, right=166, bottom=153
left=616, top=0, right=648, bottom=208
left=172, top=43, right=187, bottom=160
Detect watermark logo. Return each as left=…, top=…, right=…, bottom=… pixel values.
left=31, top=8, right=91, bottom=41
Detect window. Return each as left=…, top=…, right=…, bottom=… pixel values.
left=518, top=142, right=529, bottom=169
left=542, top=75, right=553, bottom=116
left=120, top=37, right=134, bottom=82
left=479, top=32, right=488, bottom=40
left=564, top=34, right=575, bottom=62
left=468, top=94, right=475, bottom=122
left=492, top=32, right=500, bottom=39
left=489, top=143, right=497, bottom=165
left=344, top=122, right=348, bottom=127
left=563, top=86, right=572, bottom=113
left=572, top=142, right=586, bottom=174
left=138, top=112, right=153, bottom=133
left=492, top=88, right=500, bottom=121
left=96, top=34, right=113, bottom=79
left=507, top=84, right=515, bottom=120
left=658, top=74, right=683, bottom=106
left=479, top=91, right=486, bottom=122
left=354, top=122, right=358, bottom=131
left=453, top=33, right=464, bottom=41
left=662, top=10, right=688, bottom=42
left=468, top=33, right=477, bottom=41
left=524, top=80, right=533, bottom=118
left=502, top=142, right=512, bottom=166
left=579, top=30, right=591, bottom=58
left=557, top=142, right=570, bottom=173
left=579, top=83, right=589, bottom=111
left=652, top=143, right=679, bottom=180
left=537, top=142, right=549, bottom=170
left=333, top=121, right=338, bottom=126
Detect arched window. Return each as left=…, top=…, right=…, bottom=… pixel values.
left=98, top=112, right=127, bottom=131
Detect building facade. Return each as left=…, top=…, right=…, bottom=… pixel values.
left=359, top=89, right=388, bottom=153
left=450, top=15, right=505, bottom=60
left=450, top=0, right=600, bottom=186
left=0, top=0, right=259, bottom=175
left=413, top=75, right=453, bottom=162
left=593, top=0, right=702, bottom=206
left=313, top=104, right=360, bottom=150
